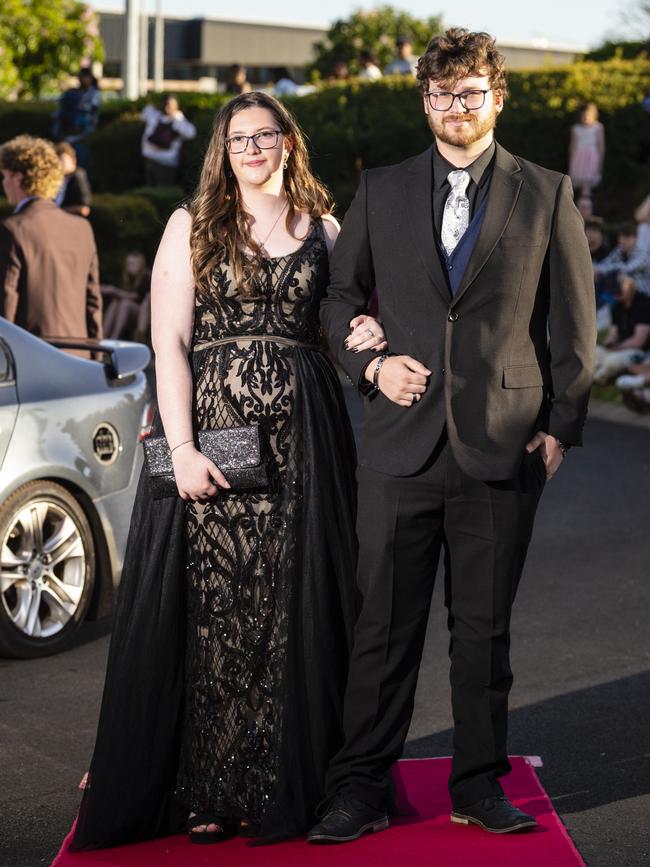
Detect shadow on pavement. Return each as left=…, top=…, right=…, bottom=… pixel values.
left=405, top=669, right=650, bottom=814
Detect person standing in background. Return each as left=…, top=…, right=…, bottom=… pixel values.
left=224, top=64, right=252, bottom=95
left=141, top=95, right=197, bottom=187
left=385, top=36, right=418, bottom=76
left=569, top=102, right=605, bottom=199
left=0, top=136, right=101, bottom=343
left=55, top=142, right=92, bottom=217
left=52, top=68, right=101, bottom=170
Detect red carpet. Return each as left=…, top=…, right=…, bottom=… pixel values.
left=52, top=756, right=585, bottom=867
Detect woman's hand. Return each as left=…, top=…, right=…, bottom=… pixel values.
left=345, top=314, right=388, bottom=353
left=171, top=443, right=231, bottom=500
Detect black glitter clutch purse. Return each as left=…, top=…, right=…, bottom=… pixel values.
left=143, top=424, right=268, bottom=499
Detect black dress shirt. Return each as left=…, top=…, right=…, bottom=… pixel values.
left=432, top=140, right=496, bottom=237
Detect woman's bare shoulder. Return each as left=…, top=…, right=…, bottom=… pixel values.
left=321, top=212, right=341, bottom=244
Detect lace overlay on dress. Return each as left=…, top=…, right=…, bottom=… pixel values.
left=175, top=220, right=327, bottom=822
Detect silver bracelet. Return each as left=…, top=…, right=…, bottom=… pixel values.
left=170, top=438, right=193, bottom=455
left=372, top=354, right=389, bottom=388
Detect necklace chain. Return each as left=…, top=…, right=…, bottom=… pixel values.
left=252, top=198, right=289, bottom=250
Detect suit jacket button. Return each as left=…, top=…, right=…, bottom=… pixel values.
left=448, top=312, right=459, bottom=322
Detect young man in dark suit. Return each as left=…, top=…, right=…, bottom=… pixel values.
left=309, top=28, right=595, bottom=842
left=0, top=135, right=102, bottom=342
left=55, top=141, right=93, bottom=218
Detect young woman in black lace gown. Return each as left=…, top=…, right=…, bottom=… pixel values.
left=69, top=92, right=386, bottom=849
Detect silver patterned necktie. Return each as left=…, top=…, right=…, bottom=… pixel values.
left=441, top=169, right=471, bottom=257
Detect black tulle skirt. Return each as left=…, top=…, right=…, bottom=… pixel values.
left=69, top=349, right=358, bottom=849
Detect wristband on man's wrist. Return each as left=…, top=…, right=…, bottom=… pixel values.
left=371, top=353, right=389, bottom=388
left=556, top=439, right=571, bottom=457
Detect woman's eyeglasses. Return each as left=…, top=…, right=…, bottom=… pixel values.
left=225, top=129, right=282, bottom=153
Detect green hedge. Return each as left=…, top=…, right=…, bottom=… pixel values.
left=1, top=59, right=650, bottom=267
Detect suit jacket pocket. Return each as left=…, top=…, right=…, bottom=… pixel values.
left=503, top=364, right=544, bottom=388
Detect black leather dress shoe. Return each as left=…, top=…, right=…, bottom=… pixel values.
left=307, top=796, right=389, bottom=844
left=451, top=795, right=537, bottom=834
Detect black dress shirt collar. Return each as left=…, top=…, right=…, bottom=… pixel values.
left=433, top=140, right=496, bottom=190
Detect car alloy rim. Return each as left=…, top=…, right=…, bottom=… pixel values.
left=0, top=500, right=87, bottom=639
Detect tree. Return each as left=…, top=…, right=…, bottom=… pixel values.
left=0, top=0, right=104, bottom=99
left=584, top=40, right=648, bottom=61
left=618, top=1, right=650, bottom=38
left=308, top=5, right=442, bottom=80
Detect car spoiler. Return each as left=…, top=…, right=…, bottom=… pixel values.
left=44, top=338, right=151, bottom=380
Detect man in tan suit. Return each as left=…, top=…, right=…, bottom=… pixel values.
left=0, top=135, right=102, bottom=339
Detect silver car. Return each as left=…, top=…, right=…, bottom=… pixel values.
left=0, top=319, right=152, bottom=658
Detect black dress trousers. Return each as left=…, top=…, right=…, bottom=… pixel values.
left=325, top=433, right=546, bottom=810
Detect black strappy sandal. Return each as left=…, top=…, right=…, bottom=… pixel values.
left=237, top=819, right=261, bottom=838
left=186, top=812, right=233, bottom=844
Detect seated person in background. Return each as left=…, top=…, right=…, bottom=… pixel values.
left=594, top=223, right=650, bottom=302
left=328, top=60, right=350, bottom=82
left=616, top=358, right=650, bottom=394
left=384, top=36, right=418, bottom=76
left=101, top=251, right=151, bottom=340
left=616, top=352, right=650, bottom=413
left=55, top=142, right=92, bottom=217
left=358, top=50, right=383, bottom=81
left=594, top=274, right=650, bottom=382
left=634, top=193, right=650, bottom=255
left=585, top=217, right=612, bottom=327
left=576, top=194, right=594, bottom=220
left=273, top=67, right=300, bottom=96
left=140, top=94, right=197, bottom=187
left=585, top=217, right=610, bottom=263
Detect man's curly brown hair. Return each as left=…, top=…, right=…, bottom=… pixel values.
left=416, top=28, right=508, bottom=98
left=0, top=135, right=64, bottom=199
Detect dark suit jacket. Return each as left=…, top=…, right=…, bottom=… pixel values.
left=0, top=198, right=102, bottom=340
left=61, top=168, right=92, bottom=210
left=321, top=143, right=596, bottom=480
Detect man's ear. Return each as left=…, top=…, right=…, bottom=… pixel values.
left=493, top=89, right=504, bottom=114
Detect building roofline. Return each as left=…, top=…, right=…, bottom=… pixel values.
left=94, top=8, right=329, bottom=32
left=496, top=37, right=589, bottom=53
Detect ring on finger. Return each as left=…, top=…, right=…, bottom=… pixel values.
left=366, top=328, right=374, bottom=337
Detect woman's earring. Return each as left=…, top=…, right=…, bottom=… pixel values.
left=283, top=155, right=289, bottom=170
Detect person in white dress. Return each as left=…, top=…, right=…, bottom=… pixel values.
left=568, top=102, right=605, bottom=197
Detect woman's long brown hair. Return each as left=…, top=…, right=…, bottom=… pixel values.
left=189, top=91, right=332, bottom=298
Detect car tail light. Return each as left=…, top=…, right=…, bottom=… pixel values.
left=139, top=401, right=155, bottom=441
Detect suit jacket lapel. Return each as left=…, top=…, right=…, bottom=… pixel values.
left=403, top=147, right=451, bottom=304
left=453, top=143, right=523, bottom=305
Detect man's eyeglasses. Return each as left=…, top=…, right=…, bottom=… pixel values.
left=425, top=89, right=490, bottom=112
left=225, top=129, right=282, bottom=153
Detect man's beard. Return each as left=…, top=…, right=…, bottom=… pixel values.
left=427, top=105, right=498, bottom=147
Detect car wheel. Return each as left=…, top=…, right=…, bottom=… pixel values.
left=0, top=481, right=96, bottom=658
